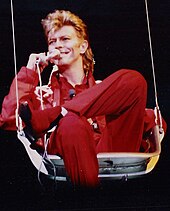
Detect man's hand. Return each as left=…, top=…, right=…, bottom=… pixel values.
left=26, top=52, right=48, bottom=72
left=26, top=49, right=60, bottom=72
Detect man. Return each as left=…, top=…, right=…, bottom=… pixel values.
left=0, top=10, right=162, bottom=187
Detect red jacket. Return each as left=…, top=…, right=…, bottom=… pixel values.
left=0, top=66, right=106, bottom=143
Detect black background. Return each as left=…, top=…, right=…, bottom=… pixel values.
left=0, top=0, right=170, bottom=210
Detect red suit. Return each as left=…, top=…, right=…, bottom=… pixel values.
left=0, top=66, right=163, bottom=187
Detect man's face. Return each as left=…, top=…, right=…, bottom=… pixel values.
left=48, top=25, right=87, bottom=70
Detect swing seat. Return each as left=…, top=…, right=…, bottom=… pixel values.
left=97, top=125, right=164, bottom=180
left=17, top=124, right=164, bottom=182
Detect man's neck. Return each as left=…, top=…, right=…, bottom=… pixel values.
left=61, top=65, right=85, bottom=87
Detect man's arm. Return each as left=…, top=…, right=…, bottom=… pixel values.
left=0, top=67, right=39, bottom=130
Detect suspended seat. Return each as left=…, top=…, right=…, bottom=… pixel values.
left=17, top=120, right=164, bottom=182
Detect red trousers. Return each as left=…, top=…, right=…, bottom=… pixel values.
left=48, top=69, right=148, bottom=187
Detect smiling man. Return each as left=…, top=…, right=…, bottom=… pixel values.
left=47, top=25, right=88, bottom=79
left=0, top=10, right=161, bottom=187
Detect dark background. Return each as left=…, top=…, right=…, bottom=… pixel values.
left=0, top=0, right=170, bottom=210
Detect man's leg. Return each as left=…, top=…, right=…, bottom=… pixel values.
left=63, top=69, right=147, bottom=152
left=49, top=112, right=99, bottom=187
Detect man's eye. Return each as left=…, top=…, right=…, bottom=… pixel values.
left=48, top=40, right=55, bottom=45
left=63, top=37, right=70, bottom=41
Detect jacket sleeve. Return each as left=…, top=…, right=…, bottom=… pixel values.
left=0, top=67, right=39, bottom=130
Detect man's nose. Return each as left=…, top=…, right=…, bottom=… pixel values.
left=54, top=40, right=63, bottom=48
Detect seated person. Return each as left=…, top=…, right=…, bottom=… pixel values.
left=0, top=10, right=166, bottom=187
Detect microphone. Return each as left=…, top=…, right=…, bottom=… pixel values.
left=36, top=49, right=60, bottom=65
left=47, top=49, right=60, bottom=61
left=69, top=89, right=76, bottom=99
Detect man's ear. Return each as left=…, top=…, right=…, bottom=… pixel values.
left=80, top=40, right=88, bottom=54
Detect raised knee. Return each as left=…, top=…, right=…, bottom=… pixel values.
left=59, top=113, right=81, bottom=130
left=119, top=69, right=147, bottom=93
left=58, top=112, right=91, bottom=136
left=56, top=112, right=93, bottom=150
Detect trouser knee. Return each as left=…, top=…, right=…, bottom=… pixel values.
left=116, top=69, right=147, bottom=96
left=57, top=112, right=93, bottom=145
left=129, top=69, right=147, bottom=90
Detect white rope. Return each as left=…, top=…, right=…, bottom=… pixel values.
left=10, top=0, right=57, bottom=183
left=145, top=0, right=163, bottom=128
left=10, top=0, right=20, bottom=130
left=145, top=0, right=158, bottom=107
left=34, top=61, right=58, bottom=182
left=35, top=60, right=44, bottom=110
left=37, top=134, right=57, bottom=186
